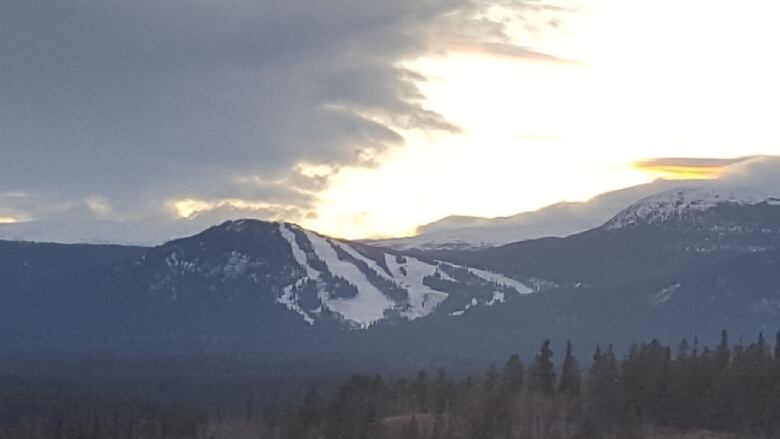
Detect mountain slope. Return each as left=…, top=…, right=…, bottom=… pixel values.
left=0, top=240, right=144, bottom=294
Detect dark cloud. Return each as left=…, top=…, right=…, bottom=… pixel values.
left=1, top=0, right=563, bottom=228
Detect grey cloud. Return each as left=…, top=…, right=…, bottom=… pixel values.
left=1, top=0, right=560, bottom=227
left=719, top=156, right=780, bottom=189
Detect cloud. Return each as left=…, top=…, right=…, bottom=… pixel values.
left=634, top=155, right=780, bottom=191
left=718, top=156, right=780, bottom=189
left=0, top=0, right=564, bottom=231
left=432, top=40, right=576, bottom=62
left=634, top=157, right=753, bottom=180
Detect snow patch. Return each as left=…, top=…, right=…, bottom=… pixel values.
left=450, top=298, right=479, bottom=317
left=650, top=283, right=681, bottom=307
left=467, top=268, right=534, bottom=295
left=304, top=230, right=394, bottom=328
left=487, top=291, right=506, bottom=305
left=279, top=224, right=320, bottom=279
left=383, top=255, right=449, bottom=319
left=278, top=285, right=315, bottom=325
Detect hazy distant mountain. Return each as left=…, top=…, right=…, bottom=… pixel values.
left=0, top=219, right=206, bottom=246
left=369, top=179, right=701, bottom=250
left=0, top=179, right=694, bottom=248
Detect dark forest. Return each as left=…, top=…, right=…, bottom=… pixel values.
left=1, top=331, right=778, bottom=439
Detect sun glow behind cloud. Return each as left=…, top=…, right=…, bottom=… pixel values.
left=306, top=0, right=780, bottom=239
left=633, top=158, right=754, bottom=181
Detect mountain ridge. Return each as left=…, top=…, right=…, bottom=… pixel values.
left=3, top=182, right=780, bottom=361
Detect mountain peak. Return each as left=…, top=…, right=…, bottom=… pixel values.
left=604, top=184, right=780, bottom=230
left=137, top=220, right=540, bottom=329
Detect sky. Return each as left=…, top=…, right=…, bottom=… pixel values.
left=2, top=0, right=780, bottom=241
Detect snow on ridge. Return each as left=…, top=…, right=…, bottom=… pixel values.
left=275, top=223, right=536, bottom=327
left=279, top=223, right=320, bottom=279
left=466, top=267, right=534, bottom=295
left=487, top=291, right=506, bottom=305
left=650, top=283, right=682, bottom=307
left=606, top=185, right=780, bottom=229
left=333, top=240, right=448, bottom=320
left=279, top=285, right=315, bottom=325
left=303, top=229, right=394, bottom=328
left=333, top=241, right=393, bottom=281
left=450, top=298, right=479, bottom=317
left=383, top=254, right=448, bottom=320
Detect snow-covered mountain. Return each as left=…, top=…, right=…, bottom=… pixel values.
left=605, top=184, right=780, bottom=231
left=370, top=179, right=702, bottom=251
left=443, top=182, right=780, bottom=289
left=56, top=220, right=542, bottom=331
left=273, top=223, right=537, bottom=326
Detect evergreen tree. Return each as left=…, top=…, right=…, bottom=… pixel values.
left=558, top=341, right=581, bottom=398
left=432, top=369, right=455, bottom=415
left=528, top=340, right=556, bottom=396
left=586, top=345, right=622, bottom=432
left=502, top=354, right=525, bottom=394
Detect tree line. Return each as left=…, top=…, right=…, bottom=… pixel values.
left=2, top=331, right=779, bottom=438
left=266, top=331, right=780, bottom=439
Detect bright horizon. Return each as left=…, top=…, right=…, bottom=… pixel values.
left=303, top=0, right=780, bottom=239
left=3, top=0, right=780, bottom=242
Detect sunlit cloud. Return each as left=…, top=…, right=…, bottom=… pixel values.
left=6, top=0, right=780, bottom=245
left=0, top=216, right=19, bottom=224
left=634, top=157, right=752, bottom=181
left=431, top=40, right=574, bottom=63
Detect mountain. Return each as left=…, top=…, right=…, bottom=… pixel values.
left=369, top=179, right=701, bottom=250
left=4, top=182, right=780, bottom=362
left=0, top=218, right=216, bottom=246
left=604, top=185, right=780, bottom=232
left=438, top=184, right=780, bottom=283
left=392, top=183, right=780, bottom=356
left=0, top=220, right=548, bottom=353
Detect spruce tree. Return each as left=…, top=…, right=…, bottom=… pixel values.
left=586, top=345, right=622, bottom=431
left=502, top=354, right=525, bottom=394
left=528, top=339, right=556, bottom=396
left=558, top=341, right=581, bottom=398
